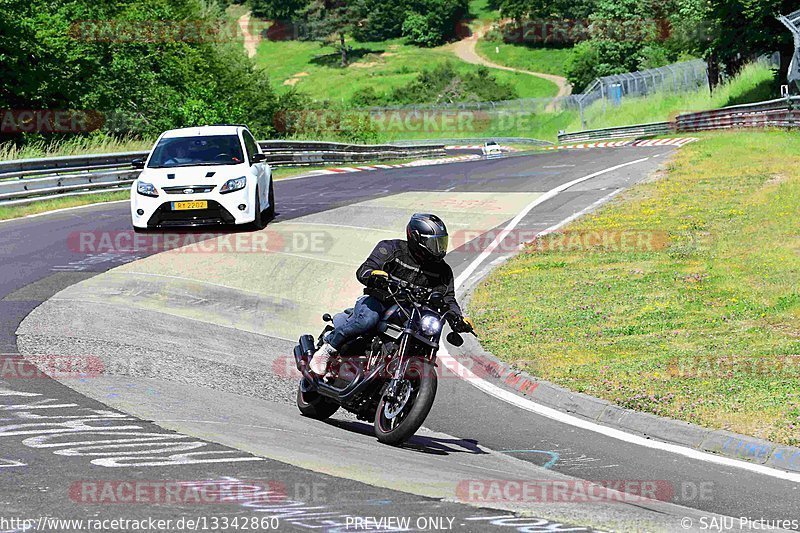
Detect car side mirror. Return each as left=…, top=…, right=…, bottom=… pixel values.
left=131, top=159, right=145, bottom=170
left=251, top=153, right=267, bottom=164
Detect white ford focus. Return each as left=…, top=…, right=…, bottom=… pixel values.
left=130, top=125, right=273, bottom=231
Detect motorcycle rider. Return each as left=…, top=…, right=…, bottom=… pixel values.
left=309, top=213, right=475, bottom=376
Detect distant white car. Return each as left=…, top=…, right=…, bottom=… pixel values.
left=130, top=125, right=273, bottom=231
left=482, top=141, right=503, bottom=156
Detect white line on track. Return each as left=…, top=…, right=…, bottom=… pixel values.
left=441, top=157, right=800, bottom=483
left=453, top=157, right=648, bottom=288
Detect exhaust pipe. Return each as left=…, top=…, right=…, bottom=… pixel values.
left=294, top=335, right=386, bottom=403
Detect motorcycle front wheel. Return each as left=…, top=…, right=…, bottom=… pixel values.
left=374, top=358, right=437, bottom=445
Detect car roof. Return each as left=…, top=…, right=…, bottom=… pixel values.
left=160, top=125, right=245, bottom=139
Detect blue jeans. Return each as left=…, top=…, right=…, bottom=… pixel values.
left=325, top=295, right=386, bottom=350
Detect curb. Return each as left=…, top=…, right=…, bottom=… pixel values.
left=457, top=292, right=800, bottom=474
left=301, top=154, right=483, bottom=177
left=546, top=138, right=698, bottom=150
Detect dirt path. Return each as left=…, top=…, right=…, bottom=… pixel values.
left=449, top=27, right=572, bottom=100
left=237, top=12, right=260, bottom=58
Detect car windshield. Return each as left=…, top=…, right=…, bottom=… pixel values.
left=148, top=135, right=244, bottom=168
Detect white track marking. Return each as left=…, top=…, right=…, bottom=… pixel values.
left=442, top=157, right=800, bottom=483
left=454, top=158, right=648, bottom=287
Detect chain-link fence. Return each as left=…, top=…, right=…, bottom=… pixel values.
left=363, top=59, right=716, bottom=116
left=354, top=54, right=781, bottom=138
left=779, top=9, right=800, bottom=93
left=578, top=60, right=708, bottom=109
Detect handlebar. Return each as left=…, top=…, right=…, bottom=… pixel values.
left=384, top=276, right=475, bottom=336
left=385, top=275, right=432, bottom=298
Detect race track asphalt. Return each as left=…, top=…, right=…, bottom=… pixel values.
left=3, top=147, right=796, bottom=532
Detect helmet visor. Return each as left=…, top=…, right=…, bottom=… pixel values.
left=420, top=234, right=449, bottom=258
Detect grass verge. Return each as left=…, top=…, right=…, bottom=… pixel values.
left=0, top=136, right=153, bottom=160
left=0, top=191, right=130, bottom=221
left=470, top=130, right=800, bottom=445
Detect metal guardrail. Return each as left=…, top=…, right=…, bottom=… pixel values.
left=389, top=137, right=552, bottom=147
left=675, top=97, right=800, bottom=132
left=557, top=122, right=672, bottom=143
left=0, top=141, right=446, bottom=206
left=556, top=96, right=800, bottom=144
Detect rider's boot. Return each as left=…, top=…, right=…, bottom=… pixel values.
left=309, top=343, right=337, bottom=377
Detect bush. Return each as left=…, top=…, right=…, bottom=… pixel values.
left=389, top=62, right=517, bottom=104
left=402, top=12, right=443, bottom=47
left=354, top=0, right=468, bottom=45
left=350, top=86, right=389, bottom=107
left=0, top=0, right=284, bottom=143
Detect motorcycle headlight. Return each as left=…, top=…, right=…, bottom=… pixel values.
left=136, top=181, right=158, bottom=198
left=420, top=314, right=442, bottom=336
left=220, top=176, right=247, bottom=194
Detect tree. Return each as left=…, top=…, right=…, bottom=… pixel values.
left=0, top=0, right=283, bottom=141
left=703, top=0, right=796, bottom=87
left=250, top=0, right=310, bottom=20
left=301, top=0, right=358, bottom=66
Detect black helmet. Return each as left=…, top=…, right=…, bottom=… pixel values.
left=406, top=213, right=449, bottom=262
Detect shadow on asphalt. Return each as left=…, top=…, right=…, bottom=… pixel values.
left=326, top=419, right=487, bottom=456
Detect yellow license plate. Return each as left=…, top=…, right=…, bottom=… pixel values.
left=172, top=201, right=207, bottom=211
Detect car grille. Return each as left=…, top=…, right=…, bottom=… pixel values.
left=146, top=200, right=235, bottom=228
left=162, top=185, right=216, bottom=195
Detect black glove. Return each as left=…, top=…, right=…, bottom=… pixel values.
left=366, top=269, right=389, bottom=289
left=452, top=315, right=475, bottom=333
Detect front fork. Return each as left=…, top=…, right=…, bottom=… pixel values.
left=384, top=335, right=436, bottom=401
left=385, top=335, right=410, bottom=400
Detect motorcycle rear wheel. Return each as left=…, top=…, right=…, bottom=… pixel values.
left=374, top=358, right=437, bottom=445
left=296, top=386, right=340, bottom=420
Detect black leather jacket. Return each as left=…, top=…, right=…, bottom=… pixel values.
left=356, top=239, right=462, bottom=317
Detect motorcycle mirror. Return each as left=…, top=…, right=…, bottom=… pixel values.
left=446, top=331, right=464, bottom=347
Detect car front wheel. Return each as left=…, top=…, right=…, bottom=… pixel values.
left=264, top=180, right=275, bottom=219
left=252, top=188, right=266, bottom=230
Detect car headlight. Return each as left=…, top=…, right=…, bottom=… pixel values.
left=420, top=314, right=442, bottom=336
left=220, top=176, right=247, bottom=194
left=136, top=181, right=158, bottom=198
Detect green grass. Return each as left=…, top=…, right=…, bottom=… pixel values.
left=255, top=38, right=558, bottom=101
left=475, top=39, right=572, bottom=77
left=468, top=0, right=498, bottom=23
left=0, top=136, right=153, bottom=160
left=470, top=130, right=800, bottom=445
left=567, top=63, right=778, bottom=132
left=0, top=191, right=130, bottom=220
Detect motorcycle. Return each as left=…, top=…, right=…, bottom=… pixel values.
left=293, top=276, right=473, bottom=445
